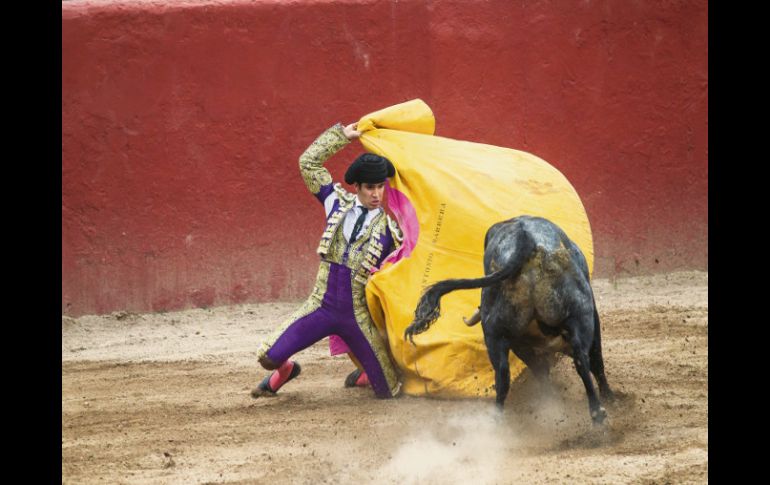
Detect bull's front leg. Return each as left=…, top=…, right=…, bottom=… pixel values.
left=509, top=341, right=556, bottom=399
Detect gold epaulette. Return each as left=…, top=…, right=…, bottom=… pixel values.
left=333, top=183, right=357, bottom=205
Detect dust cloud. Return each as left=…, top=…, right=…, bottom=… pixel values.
left=375, top=405, right=520, bottom=485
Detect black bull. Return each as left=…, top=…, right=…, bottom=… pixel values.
left=404, top=215, right=614, bottom=425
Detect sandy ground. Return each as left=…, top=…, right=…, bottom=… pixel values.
left=62, top=271, right=708, bottom=484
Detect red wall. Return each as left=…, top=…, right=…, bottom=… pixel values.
left=62, top=0, right=708, bottom=316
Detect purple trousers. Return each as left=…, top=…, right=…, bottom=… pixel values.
left=265, top=262, right=393, bottom=398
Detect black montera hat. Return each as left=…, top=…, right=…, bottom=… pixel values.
left=344, top=153, right=396, bottom=184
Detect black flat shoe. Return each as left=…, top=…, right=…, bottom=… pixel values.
left=250, top=361, right=302, bottom=398
left=344, top=368, right=363, bottom=388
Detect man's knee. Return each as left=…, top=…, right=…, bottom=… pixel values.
left=259, top=353, right=280, bottom=370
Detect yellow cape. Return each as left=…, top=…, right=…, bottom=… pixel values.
left=358, top=99, right=593, bottom=398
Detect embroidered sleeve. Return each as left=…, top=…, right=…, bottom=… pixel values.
left=299, top=123, right=350, bottom=201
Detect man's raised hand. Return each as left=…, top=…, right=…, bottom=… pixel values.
left=343, top=123, right=362, bottom=140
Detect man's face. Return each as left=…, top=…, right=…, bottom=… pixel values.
left=354, top=182, right=386, bottom=210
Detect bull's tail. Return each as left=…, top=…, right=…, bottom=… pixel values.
left=404, top=229, right=535, bottom=343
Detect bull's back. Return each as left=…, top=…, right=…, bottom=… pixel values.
left=485, top=216, right=592, bottom=330
left=484, top=216, right=570, bottom=272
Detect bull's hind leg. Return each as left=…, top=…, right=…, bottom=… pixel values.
left=484, top=333, right=512, bottom=410
left=566, top=315, right=607, bottom=425
left=589, top=307, right=614, bottom=402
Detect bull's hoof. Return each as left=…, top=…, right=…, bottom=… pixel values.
left=591, top=406, right=608, bottom=425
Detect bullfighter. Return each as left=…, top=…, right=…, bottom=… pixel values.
left=251, top=121, right=403, bottom=399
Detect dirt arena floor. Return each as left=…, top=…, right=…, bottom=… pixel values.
left=62, top=271, right=707, bottom=484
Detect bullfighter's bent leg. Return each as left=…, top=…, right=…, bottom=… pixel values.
left=336, top=325, right=393, bottom=398
left=265, top=307, right=336, bottom=364
left=251, top=306, right=336, bottom=397
left=327, top=262, right=399, bottom=398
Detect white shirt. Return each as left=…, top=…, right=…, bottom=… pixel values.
left=323, top=193, right=382, bottom=242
